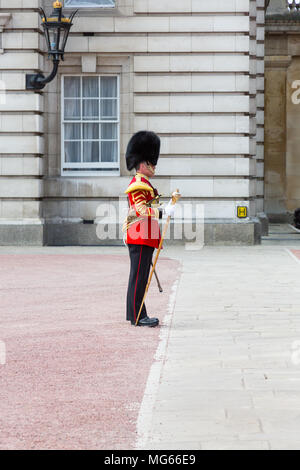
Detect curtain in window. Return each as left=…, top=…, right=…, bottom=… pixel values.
left=65, top=123, right=81, bottom=162
left=101, top=76, right=117, bottom=97
left=64, top=77, right=81, bottom=120
left=83, top=123, right=99, bottom=162
left=64, top=0, right=115, bottom=7
left=101, top=123, right=117, bottom=162
left=101, top=76, right=118, bottom=122
left=64, top=77, right=80, bottom=97
left=82, top=77, right=99, bottom=121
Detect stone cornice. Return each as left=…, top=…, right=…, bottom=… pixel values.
left=265, top=55, right=292, bottom=68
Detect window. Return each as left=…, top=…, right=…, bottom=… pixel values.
left=64, top=0, right=115, bottom=7
left=62, top=75, right=120, bottom=175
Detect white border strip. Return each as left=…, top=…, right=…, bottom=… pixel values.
left=285, top=247, right=300, bottom=265
left=135, top=278, right=179, bottom=450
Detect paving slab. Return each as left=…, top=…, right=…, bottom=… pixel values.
left=138, top=244, right=300, bottom=451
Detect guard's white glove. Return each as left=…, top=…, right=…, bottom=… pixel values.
left=164, top=199, right=175, bottom=218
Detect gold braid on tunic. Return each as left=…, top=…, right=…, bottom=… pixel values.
left=122, top=194, right=161, bottom=234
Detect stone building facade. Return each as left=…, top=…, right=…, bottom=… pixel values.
left=265, top=0, right=300, bottom=222
left=0, top=0, right=266, bottom=245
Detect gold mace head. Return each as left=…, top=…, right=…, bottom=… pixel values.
left=171, top=189, right=181, bottom=205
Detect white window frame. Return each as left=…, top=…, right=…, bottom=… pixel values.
left=64, top=0, right=116, bottom=9
left=61, top=74, right=120, bottom=177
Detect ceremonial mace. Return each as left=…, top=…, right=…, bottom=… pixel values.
left=135, top=189, right=181, bottom=326
left=151, top=262, right=163, bottom=293
left=148, top=196, right=163, bottom=293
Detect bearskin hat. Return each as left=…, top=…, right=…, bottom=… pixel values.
left=125, top=131, right=161, bottom=171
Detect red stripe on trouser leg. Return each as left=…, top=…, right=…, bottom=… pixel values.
left=133, top=245, right=143, bottom=322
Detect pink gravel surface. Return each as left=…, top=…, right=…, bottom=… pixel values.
left=0, top=254, right=180, bottom=450
left=292, top=250, right=300, bottom=260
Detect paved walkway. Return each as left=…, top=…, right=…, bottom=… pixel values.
left=141, top=242, right=300, bottom=450
left=1, top=226, right=300, bottom=450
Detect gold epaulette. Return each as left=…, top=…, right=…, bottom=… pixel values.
left=124, top=181, right=154, bottom=195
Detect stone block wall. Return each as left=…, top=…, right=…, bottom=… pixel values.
left=0, top=0, right=265, bottom=245
left=0, top=0, right=44, bottom=244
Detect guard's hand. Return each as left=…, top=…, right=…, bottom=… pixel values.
left=164, top=200, right=175, bottom=218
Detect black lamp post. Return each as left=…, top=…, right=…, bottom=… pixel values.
left=26, top=1, right=77, bottom=90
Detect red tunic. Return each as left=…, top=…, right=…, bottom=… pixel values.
left=124, top=173, right=161, bottom=249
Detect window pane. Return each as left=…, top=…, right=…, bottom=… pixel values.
left=65, top=141, right=81, bottom=162
left=100, top=99, right=117, bottom=120
left=62, top=74, right=119, bottom=173
left=83, top=123, right=99, bottom=139
left=101, top=123, right=117, bottom=140
left=101, top=141, right=117, bottom=162
left=83, top=141, right=100, bottom=162
left=83, top=99, right=99, bottom=120
left=65, top=0, right=115, bottom=6
left=64, top=99, right=81, bottom=120
left=65, top=123, right=81, bottom=140
left=83, top=77, right=99, bottom=98
left=64, top=77, right=80, bottom=98
left=101, top=77, right=117, bottom=98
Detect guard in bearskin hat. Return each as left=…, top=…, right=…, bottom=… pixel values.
left=123, top=131, right=175, bottom=327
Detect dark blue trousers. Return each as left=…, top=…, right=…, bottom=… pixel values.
left=126, top=244, right=154, bottom=323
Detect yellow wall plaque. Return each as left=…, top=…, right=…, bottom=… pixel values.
left=237, top=206, right=248, bottom=218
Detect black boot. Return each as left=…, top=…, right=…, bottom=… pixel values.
left=131, top=316, right=159, bottom=327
